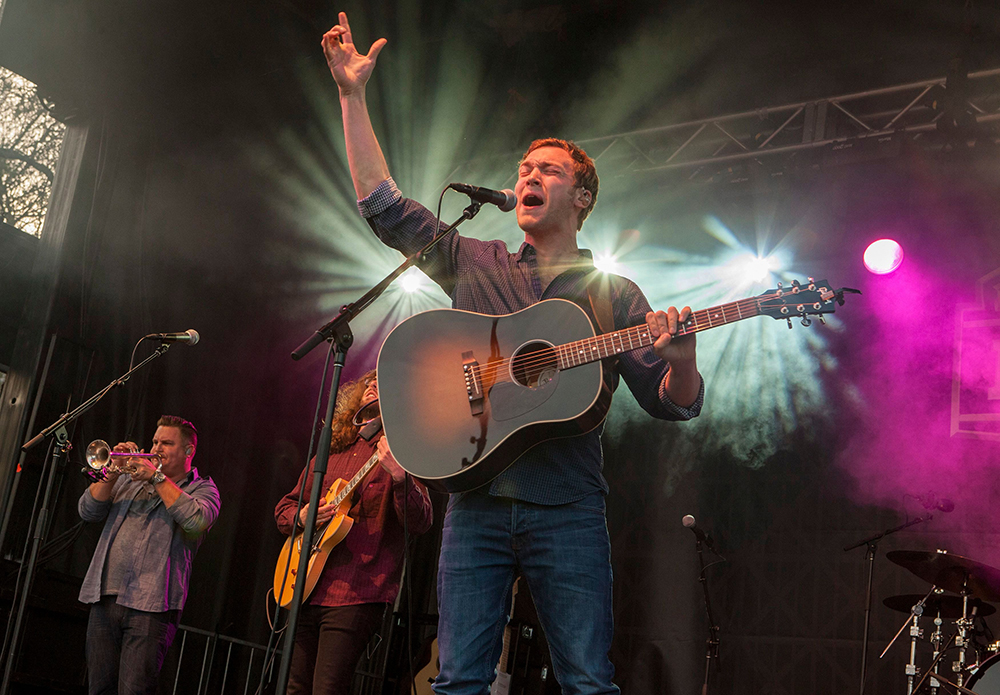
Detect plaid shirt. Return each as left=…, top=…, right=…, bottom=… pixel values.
left=274, top=436, right=434, bottom=606
left=360, top=178, right=704, bottom=505
left=78, top=468, right=221, bottom=612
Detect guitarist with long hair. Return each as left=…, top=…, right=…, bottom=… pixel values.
left=321, top=13, right=704, bottom=695
left=274, top=371, right=433, bottom=693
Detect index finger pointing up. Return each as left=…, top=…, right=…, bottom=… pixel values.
left=339, top=11, right=353, bottom=46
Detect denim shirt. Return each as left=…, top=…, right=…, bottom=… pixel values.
left=78, top=468, right=221, bottom=612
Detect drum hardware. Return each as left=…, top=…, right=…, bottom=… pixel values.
left=881, top=587, right=938, bottom=695
left=931, top=613, right=945, bottom=694
left=911, top=630, right=959, bottom=695
left=886, top=550, right=1000, bottom=604
left=884, top=595, right=997, bottom=620
left=884, top=549, right=1000, bottom=695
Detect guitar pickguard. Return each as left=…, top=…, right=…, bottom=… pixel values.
left=488, top=376, right=559, bottom=421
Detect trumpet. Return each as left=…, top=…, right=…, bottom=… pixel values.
left=85, top=439, right=160, bottom=476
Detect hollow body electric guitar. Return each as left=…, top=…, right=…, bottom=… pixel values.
left=273, top=450, right=381, bottom=608
left=377, top=279, right=855, bottom=494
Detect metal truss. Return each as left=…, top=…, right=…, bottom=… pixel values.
left=577, top=67, right=1000, bottom=185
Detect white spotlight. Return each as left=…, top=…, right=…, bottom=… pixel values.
left=733, top=254, right=776, bottom=285
left=594, top=253, right=621, bottom=275
left=399, top=267, right=424, bottom=293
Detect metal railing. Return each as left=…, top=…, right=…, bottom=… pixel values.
left=164, top=625, right=280, bottom=695
left=165, top=612, right=402, bottom=695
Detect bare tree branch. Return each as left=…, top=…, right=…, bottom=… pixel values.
left=0, top=148, right=56, bottom=182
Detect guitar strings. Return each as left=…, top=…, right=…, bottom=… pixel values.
left=467, top=297, right=763, bottom=382
left=466, top=295, right=783, bottom=385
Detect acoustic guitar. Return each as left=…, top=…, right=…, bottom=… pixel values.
left=376, top=279, right=855, bottom=493
left=273, top=449, right=381, bottom=608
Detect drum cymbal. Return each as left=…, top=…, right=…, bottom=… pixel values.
left=883, top=594, right=996, bottom=619
left=887, top=551, right=1000, bottom=602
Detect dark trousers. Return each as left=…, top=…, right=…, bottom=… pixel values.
left=287, top=602, right=386, bottom=695
left=85, top=596, right=181, bottom=695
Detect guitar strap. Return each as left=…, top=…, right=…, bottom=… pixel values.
left=584, top=270, right=620, bottom=375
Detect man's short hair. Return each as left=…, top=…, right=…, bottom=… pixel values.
left=157, top=415, right=198, bottom=450
left=520, top=138, right=599, bottom=231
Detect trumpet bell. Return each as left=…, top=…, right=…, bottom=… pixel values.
left=85, top=439, right=112, bottom=470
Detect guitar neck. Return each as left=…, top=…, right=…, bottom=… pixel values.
left=330, top=450, right=381, bottom=507
left=557, top=296, right=763, bottom=369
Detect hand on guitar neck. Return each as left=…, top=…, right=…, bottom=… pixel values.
left=295, top=436, right=402, bottom=528
left=645, top=306, right=699, bottom=409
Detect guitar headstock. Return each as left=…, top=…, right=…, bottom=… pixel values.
left=756, top=278, right=859, bottom=327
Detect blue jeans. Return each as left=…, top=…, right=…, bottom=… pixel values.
left=434, top=491, right=619, bottom=695
left=85, top=596, right=180, bottom=695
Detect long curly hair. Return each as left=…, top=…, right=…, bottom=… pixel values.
left=328, top=369, right=377, bottom=454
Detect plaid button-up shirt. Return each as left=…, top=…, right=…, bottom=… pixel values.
left=274, top=436, right=434, bottom=606
left=360, top=178, right=704, bottom=505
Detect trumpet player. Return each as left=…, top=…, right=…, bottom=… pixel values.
left=77, top=415, right=221, bottom=695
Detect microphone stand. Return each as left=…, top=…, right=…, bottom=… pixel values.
left=695, top=537, right=721, bottom=695
left=273, top=201, right=483, bottom=695
left=0, top=342, right=173, bottom=695
left=844, top=514, right=933, bottom=695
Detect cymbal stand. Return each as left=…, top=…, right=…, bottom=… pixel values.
left=953, top=586, right=979, bottom=688
left=913, top=631, right=957, bottom=695
left=930, top=611, right=944, bottom=694
left=906, top=610, right=924, bottom=695
left=879, top=585, right=936, bottom=695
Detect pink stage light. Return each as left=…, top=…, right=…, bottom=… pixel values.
left=863, top=239, right=904, bottom=274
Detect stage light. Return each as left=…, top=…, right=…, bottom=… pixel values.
left=863, top=239, right=904, bottom=274
left=594, top=253, right=622, bottom=275
left=734, top=254, right=776, bottom=284
left=399, top=267, right=425, bottom=293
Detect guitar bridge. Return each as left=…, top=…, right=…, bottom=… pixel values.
left=462, top=351, right=484, bottom=416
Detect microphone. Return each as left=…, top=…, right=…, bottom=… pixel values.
left=448, top=183, right=516, bottom=212
left=916, top=492, right=955, bottom=513
left=143, top=329, right=200, bottom=345
left=682, top=514, right=715, bottom=550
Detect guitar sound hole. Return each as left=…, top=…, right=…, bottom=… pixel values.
left=510, top=342, right=559, bottom=388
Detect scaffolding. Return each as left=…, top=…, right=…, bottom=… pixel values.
left=572, top=67, right=1000, bottom=185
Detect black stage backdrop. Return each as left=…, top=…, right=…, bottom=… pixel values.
left=2, top=1, right=1000, bottom=694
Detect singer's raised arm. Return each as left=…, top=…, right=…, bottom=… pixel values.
left=323, top=11, right=390, bottom=199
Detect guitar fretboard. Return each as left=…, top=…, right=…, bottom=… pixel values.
left=330, top=451, right=380, bottom=507
left=555, top=296, right=764, bottom=369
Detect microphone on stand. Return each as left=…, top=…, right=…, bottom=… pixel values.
left=682, top=514, right=716, bottom=551
left=143, top=329, right=200, bottom=345
left=448, top=183, right=517, bottom=212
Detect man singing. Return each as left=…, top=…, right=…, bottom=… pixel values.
left=321, top=12, right=704, bottom=695
left=78, top=415, right=221, bottom=695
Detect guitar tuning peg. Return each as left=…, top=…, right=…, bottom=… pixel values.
left=786, top=318, right=793, bottom=329
left=818, top=315, right=826, bottom=325
left=801, top=317, right=812, bottom=327
left=791, top=279, right=800, bottom=288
